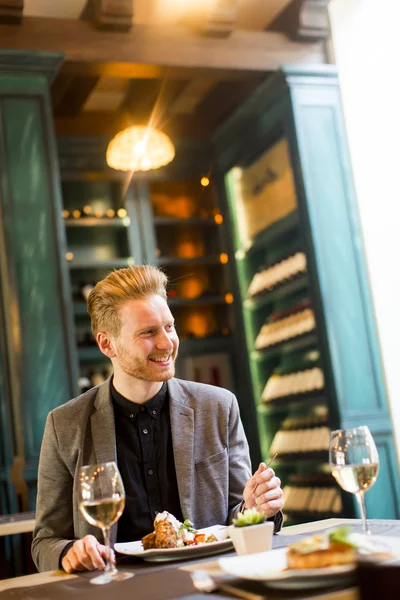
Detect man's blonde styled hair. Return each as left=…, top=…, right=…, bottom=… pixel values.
left=88, top=265, right=168, bottom=338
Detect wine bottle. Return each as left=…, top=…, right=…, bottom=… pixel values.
left=81, top=283, right=94, bottom=301
left=78, top=376, right=92, bottom=393
left=82, top=205, right=92, bottom=217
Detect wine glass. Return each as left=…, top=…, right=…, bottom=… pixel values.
left=330, top=426, right=379, bottom=536
left=79, top=461, right=133, bottom=585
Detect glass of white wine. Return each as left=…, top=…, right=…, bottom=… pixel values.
left=79, top=461, right=133, bottom=585
left=330, top=426, right=379, bottom=536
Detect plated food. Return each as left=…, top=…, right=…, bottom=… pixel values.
left=142, top=511, right=219, bottom=550
left=219, top=528, right=400, bottom=591
left=115, top=518, right=232, bottom=562
left=286, top=527, right=357, bottom=569
left=286, top=526, right=394, bottom=569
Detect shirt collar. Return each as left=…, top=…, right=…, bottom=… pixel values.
left=111, top=380, right=167, bottom=420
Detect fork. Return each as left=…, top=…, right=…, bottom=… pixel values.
left=190, top=570, right=218, bottom=593
left=242, top=452, right=278, bottom=512
left=191, top=570, right=265, bottom=600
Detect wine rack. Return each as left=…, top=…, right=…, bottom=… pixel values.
left=213, top=65, right=400, bottom=522
left=282, top=472, right=343, bottom=525
left=222, top=136, right=341, bottom=523
left=61, top=178, right=134, bottom=391
left=136, top=179, right=235, bottom=389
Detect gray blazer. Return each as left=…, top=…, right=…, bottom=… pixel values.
left=32, top=378, right=252, bottom=572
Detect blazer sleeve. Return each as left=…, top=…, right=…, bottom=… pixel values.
left=227, top=394, right=283, bottom=532
left=227, top=394, right=252, bottom=523
left=31, top=412, right=76, bottom=572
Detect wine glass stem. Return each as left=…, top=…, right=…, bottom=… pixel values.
left=356, top=491, right=370, bottom=535
left=102, top=526, right=117, bottom=575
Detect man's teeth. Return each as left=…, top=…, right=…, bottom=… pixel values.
left=150, top=356, right=170, bottom=362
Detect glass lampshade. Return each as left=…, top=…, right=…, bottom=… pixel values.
left=106, top=125, right=175, bottom=172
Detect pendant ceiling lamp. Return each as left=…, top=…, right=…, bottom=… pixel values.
left=106, top=125, right=175, bottom=172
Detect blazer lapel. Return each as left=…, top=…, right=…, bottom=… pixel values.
left=90, top=379, right=119, bottom=544
left=91, top=379, right=117, bottom=465
left=167, top=379, right=194, bottom=522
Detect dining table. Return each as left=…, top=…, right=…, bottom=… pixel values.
left=1, top=518, right=399, bottom=600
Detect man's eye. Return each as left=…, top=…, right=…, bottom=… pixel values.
left=166, top=324, right=175, bottom=331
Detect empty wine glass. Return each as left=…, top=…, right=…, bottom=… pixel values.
left=330, top=426, right=379, bottom=535
left=79, top=461, right=133, bottom=585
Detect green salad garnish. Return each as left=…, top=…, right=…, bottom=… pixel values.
left=178, top=518, right=196, bottom=534
left=329, top=526, right=357, bottom=548
left=232, top=508, right=266, bottom=527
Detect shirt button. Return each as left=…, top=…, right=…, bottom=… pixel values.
left=140, top=407, right=145, bottom=412
left=143, top=429, right=148, bottom=435
left=152, top=410, right=157, bottom=415
left=148, top=469, right=154, bottom=475
left=130, top=414, right=134, bottom=419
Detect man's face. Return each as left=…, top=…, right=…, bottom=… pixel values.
left=110, top=294, right=179, bottom=382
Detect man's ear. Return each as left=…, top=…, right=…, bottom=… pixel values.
left=97, top=332, right=116, bottom=358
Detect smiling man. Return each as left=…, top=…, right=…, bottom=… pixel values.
left=32, top=265, right=283, bottom=573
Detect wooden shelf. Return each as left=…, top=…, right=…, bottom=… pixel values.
left=78, top=336, right=232, bottom=362
left=271, top=453, right=329, bottom=468
left=258, top=395, right=327, bottom=415
left=251, top=332, right=318, bottom=362
left=235, top=211, right=299, bottom=259
left=157, top=256, right=223, bottom=267
left=65, top=218, right=129, bottom=228
left=154, top=217, right=217, bottom=226
left=69, top=258, right=133, bottom=270
left=179, top=335, right=232, bottom=357
left=78, top=346, right=107, bottom=363
left=168, top=295, right=226, bottom=307
left=74, top=302, right=88, bottom=316
left=244, top=274, right=308, bottom=312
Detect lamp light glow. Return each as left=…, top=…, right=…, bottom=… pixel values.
left=106, top=126, right=175, bottom=172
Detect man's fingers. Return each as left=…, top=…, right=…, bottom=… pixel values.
left=61, top=556, right=73, bottom=574
left=84, top=540, right=106, bottom=570
left=255, top=485, right=283, bottom=505
left=244, top=467, right=275, bottom=501
left=72, top=544, right=96, bottom=571
left=244, top=464, right=284, bottom=516
left=244, top=494, right=257, bottom=509
left=253, top=476, right=281, bottom=497
left=97, top=543, right=115, bottom=564
left=256, top=497, right=284, bottom=516
left=62, top=536, right=106, bottom=572
left=62, top=549, right=88, bottom=573
left=252, top=467, right=275, bottom=486
left=244, top=463, right=267, bottom=495
left=83, top=536, right=106, bottom=569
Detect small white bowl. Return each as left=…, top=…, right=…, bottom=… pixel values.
left=228, top=521, right=274, bottom=556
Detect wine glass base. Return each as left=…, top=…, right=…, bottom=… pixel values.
left=90, top=571, right=134, bottom=585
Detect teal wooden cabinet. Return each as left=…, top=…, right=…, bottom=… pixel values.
left=213, top=65, right=400, bottom=523
left=0, top=51, right=78, bottom=575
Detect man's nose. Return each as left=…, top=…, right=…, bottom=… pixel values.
left=156, top=331, right=174, bottom=349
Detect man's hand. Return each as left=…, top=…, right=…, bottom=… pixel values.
left=243, top=462, right=284, bottom=518
left=61, top=535, right=115, bottom=573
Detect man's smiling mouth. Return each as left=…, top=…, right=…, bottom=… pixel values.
left=149, top=356, right=171, bottom=363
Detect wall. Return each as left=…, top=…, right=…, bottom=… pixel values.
left=329, top=0, right=400, bottom=465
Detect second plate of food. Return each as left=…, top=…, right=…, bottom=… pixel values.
left=219, top=535, right=400, bottom=590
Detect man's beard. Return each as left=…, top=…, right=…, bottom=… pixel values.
left=115, top=348, right=177, bottom=382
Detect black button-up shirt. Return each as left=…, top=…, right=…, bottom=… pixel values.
left=111, top=381, right=183, bottom=543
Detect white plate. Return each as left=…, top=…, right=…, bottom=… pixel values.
left=115, top=525, right=233, bottom=563
left=219, top=535, right=400, bottom=590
